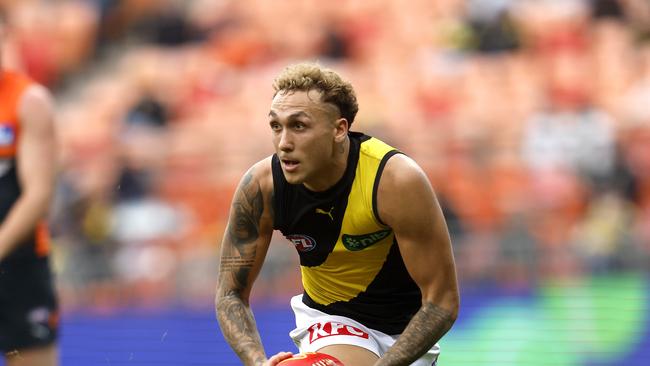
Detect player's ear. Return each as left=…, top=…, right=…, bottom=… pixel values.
left=334, top=118, right=348, bottom=143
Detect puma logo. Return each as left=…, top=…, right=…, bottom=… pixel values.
left=315, top=206, right=334, bottom=221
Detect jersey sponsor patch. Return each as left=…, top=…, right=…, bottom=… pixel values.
left=308, top=321, right=369, bottom=343
left=287, top=234, right=317, bottom=252
left=0, top=124, right=15, bottom=146
left=341, top=229, right=392, bottom=251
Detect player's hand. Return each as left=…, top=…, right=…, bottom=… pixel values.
left=262, top=351, right=294, bottom=365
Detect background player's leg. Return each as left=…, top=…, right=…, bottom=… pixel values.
left=6, top=344, right=58, bottom=366
left=318, top=344, right=378, bottom=366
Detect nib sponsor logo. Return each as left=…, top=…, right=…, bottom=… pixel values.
left=342, top=229, right=391, bottom=251
left=308, top=321, right=369, bottom=343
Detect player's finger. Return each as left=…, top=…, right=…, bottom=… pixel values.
left=266, top=351, right=294, bottom=365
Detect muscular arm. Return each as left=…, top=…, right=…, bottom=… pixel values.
left=0, top=85, right=57, bottom=261
left=216, top=160, right=274, bottom=366
left=375, top=155, right=459, bottom=366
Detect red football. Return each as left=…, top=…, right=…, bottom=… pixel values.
left=277, top=352, right=344, bottom=366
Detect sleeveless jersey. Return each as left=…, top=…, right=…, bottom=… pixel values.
left=0, top=70, right=50, bottom=261
left=272, top=132, right=421, bottom=335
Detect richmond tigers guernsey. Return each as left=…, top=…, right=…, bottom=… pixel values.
left=0, top=70, right=50, bottom=261
left=272, top=132, right=421, bottom=335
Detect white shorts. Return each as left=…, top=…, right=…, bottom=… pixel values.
left=288, top=295, right=439, bottom=366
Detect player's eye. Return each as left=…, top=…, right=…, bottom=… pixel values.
left=270, top=122, right=281, bottom=131
left=294, top=122, right=306, bottom=130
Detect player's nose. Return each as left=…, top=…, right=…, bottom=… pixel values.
left=278, top=130, right=293, bottom=151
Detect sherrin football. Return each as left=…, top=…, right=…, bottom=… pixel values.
left=277, top=352, right=344, bottom=366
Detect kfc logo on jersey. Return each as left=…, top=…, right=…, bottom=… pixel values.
left=0, top=124, right=15, bottom=146
left=287, top=234, right=317, bottom=252
left=308, top=322, right=369, bottom=343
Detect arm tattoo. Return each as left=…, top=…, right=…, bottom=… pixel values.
left=222, top=171, right=264, bottom=293
left=216, top=170, right=268, bottom=365
left=229, top=172, right=264, bottom=247
left=376, top=302, right=455, bottom=366
left=216, top=292, right=266, bottom=366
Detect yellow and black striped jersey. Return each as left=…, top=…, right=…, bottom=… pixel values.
left=272, top=132, right=421, bottom=335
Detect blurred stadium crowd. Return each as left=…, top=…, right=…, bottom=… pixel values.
left=2, top=0, right=650, bottom=311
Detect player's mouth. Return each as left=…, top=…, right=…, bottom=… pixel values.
left=281, top=159, right=300, bottom=172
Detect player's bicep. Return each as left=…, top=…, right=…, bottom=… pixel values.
left=377, top=155, right=458, bottom=308
left=217, top=167, right=274, bottom=303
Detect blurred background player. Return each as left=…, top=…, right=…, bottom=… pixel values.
left=216, top=62, right=459, bottom=366
left=0, top=7, right=59, bottom=366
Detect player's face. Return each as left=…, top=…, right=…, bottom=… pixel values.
left=269, top=90, right=344, bottom=191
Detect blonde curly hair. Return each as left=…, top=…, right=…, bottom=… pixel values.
left=272, top=62, right=359, bottom=127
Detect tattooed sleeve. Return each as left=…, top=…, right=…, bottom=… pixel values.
left=216, top=170, right=270, bottom=366
left=376, top=302, right=455, bottom=366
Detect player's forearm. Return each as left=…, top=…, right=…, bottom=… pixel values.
left=216, top=292, right=267, bottom=366
left=375, top=302, right=456, bottom=366
left=0, top=191, right=51, bottom=260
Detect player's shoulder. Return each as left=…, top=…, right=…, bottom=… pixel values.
left=250, top=156, right=274, bottom=178
left=382, top=153, right=429, bottom=189
left=19, top=84, right=54, bottom=121
left=20, top=84, right=53, bottom=109
left=377, top=153, right=438, bottom=226
left=244, top=156, right=274, bottom=193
